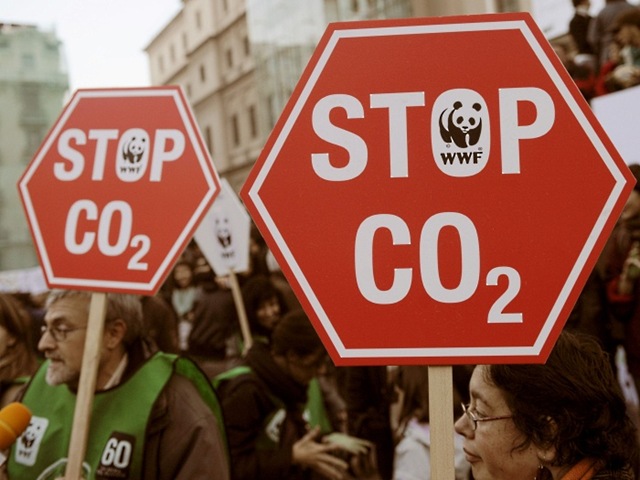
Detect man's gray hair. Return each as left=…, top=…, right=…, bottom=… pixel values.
left=46, top=290, right=143, bottom=347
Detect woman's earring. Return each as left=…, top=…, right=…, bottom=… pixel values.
left=535, top=465, right=547, bottom=480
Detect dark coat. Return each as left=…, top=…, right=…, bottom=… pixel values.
left=217, top=342, right=310, bottom=480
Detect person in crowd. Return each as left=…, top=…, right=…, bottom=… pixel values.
left=553, top=42, right=598, bottom=101
left=605, top=164, right=640, bottom=401
left=391, top=366, right=470, bottom=480
left=454, top=330, right=638, bottom=480
left=216, top=310, right=374, bottom=480
left=188, top=276, right=241, bottom=378
left=140, top=294, right=180, bottom=353
left=163, top=258, right=201, bottom=352
left=570, top=0, right=595, bottom=55
left=338, top=366, right=395, bottom=480
left=0, top=293, right=39, bottom=407
left=607, top=8, right=640, bottom=90
left=240, top=275, right=347, bottom=438
left=5, top=290, right=229, bottom=480
left=588, top=0, right=636, bottom=70
left=242, top=274, right=288, bottom=344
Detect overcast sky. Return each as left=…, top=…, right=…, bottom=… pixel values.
left=3, top=0, right=182, bottom=91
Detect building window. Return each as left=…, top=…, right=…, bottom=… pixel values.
left=243, top=35, right=250, bottom=56
left=351, top=0, right=359, bottom=13
left=158, top=55, right=164, bottom=73
left=199, top=64, right=206, bottom=82
left=204, top=126, right=213, bottom=154
left=222, top=0, right=228, bottom=12
left=226, top=48, right=233, bottom=68
left=195, top=10, right=202, bottom=29
left=182, top=33, right=188, bottom=50
left=170, top=44, right=176, bottom=62
left=231, top=114, right=240, bottom=146
left=21, top=53, right=35, bottom=69
left=185, top=83, right=192, bottom=97
left=248, top=105, right=257, bottom=138
left=495, top=0, right=519, bottom=12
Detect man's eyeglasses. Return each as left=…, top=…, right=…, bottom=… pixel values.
left=40, top=324, right=86, bottom=342
left=460, top=403, right=513, bottom=431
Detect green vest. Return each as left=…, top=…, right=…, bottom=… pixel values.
left=8, top=352, right=226, bottom=480
left=214, top=366, right=332, bottom=450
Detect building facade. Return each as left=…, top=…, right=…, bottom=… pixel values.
left=145, top=0, right=573, bottom=192
left=0, top=23, right=69, bottom=271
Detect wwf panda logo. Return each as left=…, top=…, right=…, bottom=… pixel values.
left=439, top=101, right=483, bottom=148
left=122, top=135, right=147, bottom=164
left=431, top=89, right=490, bottom=178
left=116, top=128, right=150, bottom=182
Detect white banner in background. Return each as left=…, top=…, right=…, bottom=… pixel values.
left=0, top=266, right=48, bottom=294
left=592, top=84, right=640, bottom=166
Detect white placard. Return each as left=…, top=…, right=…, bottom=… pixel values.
left=194, top=178, right=251, bottom=276
left=592, top=85, right=640, bottom=166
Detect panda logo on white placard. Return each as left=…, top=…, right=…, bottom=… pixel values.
left=431, top=89, right=490, bottom=177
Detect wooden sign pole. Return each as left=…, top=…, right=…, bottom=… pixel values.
left=428, top=365, right=455, bottom=479
left=228, top=270, right=253, bottom=355
left=64, top=292, right=107, bottom=480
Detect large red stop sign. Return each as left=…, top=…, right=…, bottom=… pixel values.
left=19, top=87, right=220, bottom=295
left=241, top=13, right=634, bottom=365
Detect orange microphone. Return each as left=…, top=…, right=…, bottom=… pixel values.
left=0, top=402, right=32, bottom=450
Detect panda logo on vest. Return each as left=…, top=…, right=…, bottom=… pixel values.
left=431, top=88, right=490, bottom=178
left=14, top=416, right=48, bottom=467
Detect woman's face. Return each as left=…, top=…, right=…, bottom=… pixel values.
left=454, top=365, right=540, bottom=480
left=256, top=296, right=280, bottom=331
left=173, top=264, right=193, bottom=288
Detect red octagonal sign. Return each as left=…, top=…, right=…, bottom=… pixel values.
left=19, top=87, right=220, bottom=295
left=241, top=14, right=636, bottom=365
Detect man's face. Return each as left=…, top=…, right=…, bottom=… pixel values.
left=286, top=349, right=328, bottom=386
left=39, top=296, right=89, bottom=387
left=256, top=296, right=281, bottom=332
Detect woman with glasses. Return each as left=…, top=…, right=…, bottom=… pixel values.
left=455, top=330, right=638, bottom=480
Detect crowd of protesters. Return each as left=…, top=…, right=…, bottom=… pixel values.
left=564, top=0, right=640, bottom=101
left=1, top=198, right=639, bottom=479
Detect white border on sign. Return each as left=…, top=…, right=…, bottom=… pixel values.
left=248, top=20, right=629, bottom=359
left=19, top=88, right=219, bottom=293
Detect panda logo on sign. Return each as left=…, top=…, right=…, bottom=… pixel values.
left=431, top=88, right=490, bottom=178
left=438, top=101, right=483, bottom=148
left=122, top=135, right=147, bottom=164
left=116, top=128, right=151, bottom=182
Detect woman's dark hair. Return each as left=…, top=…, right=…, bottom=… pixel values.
left=486, top=331, right=638, bottom=470
left=394, top=366, right=431, bottom=426
left=0, top=293, right=39, bottom=380
left=242, top=274, right=288, bottom=336
left=271, top=309, right=323, bottom=358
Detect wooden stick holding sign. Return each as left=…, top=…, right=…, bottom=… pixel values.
left=428, top=365, right=455, bottom=479
left=227, top=270, right=253, bottom=355
left=64, top=292, right=107, bottom=480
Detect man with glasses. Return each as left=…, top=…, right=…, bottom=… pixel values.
left=5, top=290, right=229, bottom=480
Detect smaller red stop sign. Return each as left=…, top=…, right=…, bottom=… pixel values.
left=19, top=87, right=220, bottom=295
left=241, top=13, right=635, bottom=365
